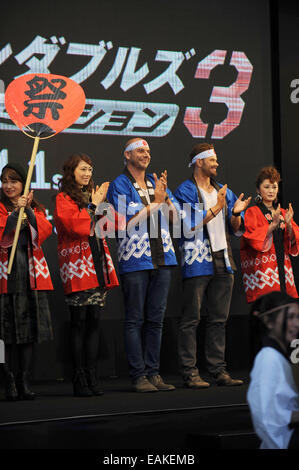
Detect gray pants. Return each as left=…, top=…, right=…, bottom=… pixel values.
left=178, top=254, right=234, bottom=377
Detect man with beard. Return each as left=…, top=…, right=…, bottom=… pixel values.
left=174, top=143, right=251, bottom=388
left=107, top=138, right=178, bottom=392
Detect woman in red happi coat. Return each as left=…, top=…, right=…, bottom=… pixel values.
left=0, top=163, right=53, bottom=401
left=54, top=153, right=121, bottom=397
left=240, top=166, right=299, bottom=304
left=240, top=166, right=299, bottom=360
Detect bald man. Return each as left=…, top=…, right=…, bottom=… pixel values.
left=107, top=138, right=178, bottom=392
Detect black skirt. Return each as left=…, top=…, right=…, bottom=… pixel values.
left=0, top=244, right=53, bottom=345
left=65, top=286, right=107, bottom=307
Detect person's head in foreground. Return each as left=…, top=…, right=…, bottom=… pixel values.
left=251, top=291, right=299, bottom=356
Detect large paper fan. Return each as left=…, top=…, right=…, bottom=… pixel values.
left=5, top=73, right=85, bottom=138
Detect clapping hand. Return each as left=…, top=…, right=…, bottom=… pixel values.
left=159, top=170, right=168, bottom=188
left=285, top=203, right=294, bottom=235
left=285, top=203, right=294, bottom=226
left=153, top=172, right=167, bottom=204
left=272, top=204, right=281, bottom=228
left=217, top=184, right=227, bottom=209
left=233, top=193, right=252, bottom=214
left=92, top=182, right=110, bottom=206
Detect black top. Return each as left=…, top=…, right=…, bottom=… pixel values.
left=256, top=202, right=286, bottom=293
left=4, top=207, right=38, bottom=292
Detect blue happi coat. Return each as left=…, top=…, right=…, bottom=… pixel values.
left=174, top=178, right=244, bottom=279
left=107, top=173, right=179, bottom=275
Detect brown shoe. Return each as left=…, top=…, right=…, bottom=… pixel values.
left=215, top=371, right=244, bottom=386
left=148, top=375, right=175, bottom=391
left=133, top=375, right=159, bottom=393
left=184, top=373, right=210, bottom=389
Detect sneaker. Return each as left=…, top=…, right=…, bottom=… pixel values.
left=183, top=372, right=210, bottom=389
left=133, top=375, right=159, bottom=393
left=148, top=375, right=175, bottom=391
left=214, top=371, right=244, bottom=386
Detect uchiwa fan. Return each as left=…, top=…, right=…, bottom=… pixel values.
left=4, top=73, right=86, bottom=273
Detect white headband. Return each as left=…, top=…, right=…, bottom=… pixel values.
left=125, top=139, right=149, bottom=153
left=188, top=149, right=216, bottom=168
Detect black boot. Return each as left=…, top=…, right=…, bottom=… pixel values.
left=85, top=368, right=104, bottom=396
left=4, top=371, right=18, bottom=401
left=72, top=368, right=93, bottom=397
left=16, top=371, right=35, bottom=400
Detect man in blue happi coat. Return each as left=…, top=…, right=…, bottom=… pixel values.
left=107, top=138, right=179, bottom=392
left=174, top=143, right=251, bottom=388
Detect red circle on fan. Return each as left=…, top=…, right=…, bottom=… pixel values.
left=5, top=73, right=85, bottom=137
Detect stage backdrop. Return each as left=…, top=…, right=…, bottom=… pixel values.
left=278, top=0, right=299, bottom=292
left=0, top=0, right=274, bottom=379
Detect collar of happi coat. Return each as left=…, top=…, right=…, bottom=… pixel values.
left=124, top=168, right=155, bottom=206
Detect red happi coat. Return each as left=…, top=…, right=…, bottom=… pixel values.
left=240, top=205, right=299, bottom=303
left=0, top=202, right=53, bottom=294
left=54, top=192, right=120, bottom=295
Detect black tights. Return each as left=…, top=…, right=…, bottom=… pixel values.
left=4, top=343, right=33, bottom=374
left=69, top=305, right=101, bottom=370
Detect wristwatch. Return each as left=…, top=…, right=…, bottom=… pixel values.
left=87, top=203, right=96, bottom=211
left=232, top=209, right=242, bottom=216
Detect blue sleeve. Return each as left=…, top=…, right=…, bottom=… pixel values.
left=166, top=187, right=181, bottom=214
left=107, top=177, right=143, bottom=223
left=174, top=183, right=207, bottom=234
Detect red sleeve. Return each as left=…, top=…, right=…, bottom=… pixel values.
left=290, top=219, right=299, bottom=254
left=243, top=206, right=270, bottom=252
left=54, top=192, right=91, bottom=238
left=0, top=203, right=9, bottom=243
left=282, top=208, right=299, bottom=256
left=0, top=203, right=52, bottom=248
left=34, top=209, right=53, bottom=246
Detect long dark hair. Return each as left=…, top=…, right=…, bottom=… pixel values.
left=58, top=153, right=94, bottom=209
left=0, top=167, right=45, bottom=213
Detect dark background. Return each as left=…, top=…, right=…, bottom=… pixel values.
left=278, top=0, right=299, bottom=292
left=0, top=0, right=296, bottom=380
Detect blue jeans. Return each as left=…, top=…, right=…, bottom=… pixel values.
left=120, top=268, right=172, bottom=380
